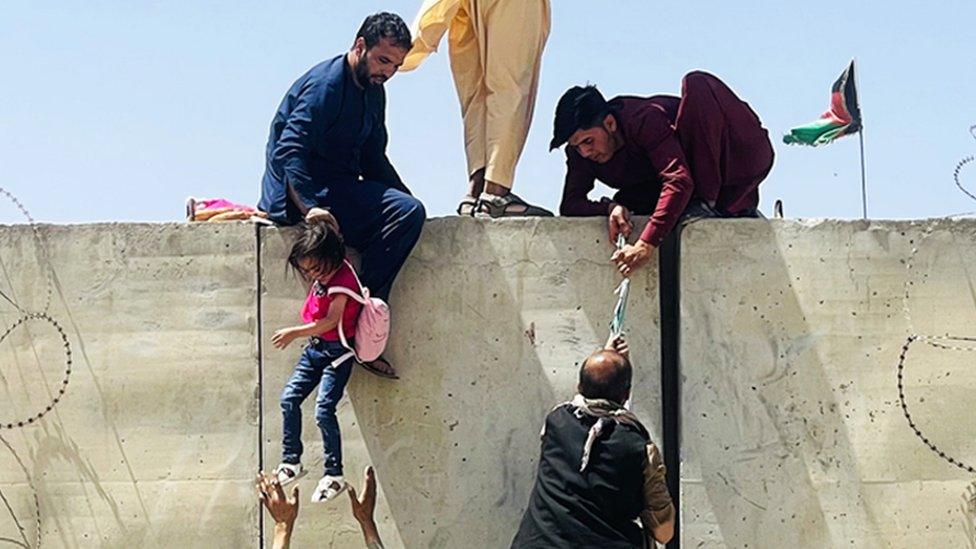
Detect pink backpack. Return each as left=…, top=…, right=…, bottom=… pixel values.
left=326, top=260, right=390, bottom=367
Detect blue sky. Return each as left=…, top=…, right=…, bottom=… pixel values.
left=1, top=1, right=974, bottom=223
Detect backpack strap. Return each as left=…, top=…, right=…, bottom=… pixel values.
left=327, top=286, right=368, bottom=305
left=325, top=260, right=367, bottom=367
left=322, top=313, right=357, bottom=368
left=342, top=260, right=369, bottom=298
left=330, top=348, right=356, bottom=369
left=334, top=315, right=355, bottom=363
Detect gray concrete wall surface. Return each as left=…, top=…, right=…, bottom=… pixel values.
left=0, top=224, right=259, bottom=548
left=0, top=218, right=660, bottom=548
left=1, top=217, right=973, bottom=548
left=679, top=219, right=976, bottom=548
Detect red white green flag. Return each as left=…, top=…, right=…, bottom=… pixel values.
left=784, top=60, right=862, bottom=146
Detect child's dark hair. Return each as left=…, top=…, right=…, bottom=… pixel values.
left=287, top=220, right=346, bottom=281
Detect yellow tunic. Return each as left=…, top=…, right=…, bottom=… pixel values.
left=402, top=0, right=551, bottom=189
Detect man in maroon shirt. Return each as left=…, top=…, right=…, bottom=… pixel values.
left=550, top=71, right=774, bottom=276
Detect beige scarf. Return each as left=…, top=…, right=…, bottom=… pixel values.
left=566, top=394, right=645, bottom=472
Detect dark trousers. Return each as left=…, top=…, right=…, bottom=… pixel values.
left=616, top=71, right=774, bottom=218
left=308, top=180, right=425, bottom=301
left=678, top=71, right=775, bottom=214
left=280, top=340, right=354, bottom=476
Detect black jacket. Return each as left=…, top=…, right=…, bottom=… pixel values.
left=511, top=405, right=650, bottom=548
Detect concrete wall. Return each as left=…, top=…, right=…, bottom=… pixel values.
left=0, top=224, right=258, bottom=548
left=0, top=219, right=660, bottom=548
left=679, top=219, right=976, bottom=548
left=0, top=218, right=973, bottom=548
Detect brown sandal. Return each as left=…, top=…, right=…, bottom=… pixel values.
left=360, top=356, right=399, bottom=379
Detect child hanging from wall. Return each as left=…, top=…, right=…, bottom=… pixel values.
left=271, top=209, right=366, bottom=503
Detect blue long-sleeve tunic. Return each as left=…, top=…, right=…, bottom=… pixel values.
left=258, top=54, right=408, bottom=224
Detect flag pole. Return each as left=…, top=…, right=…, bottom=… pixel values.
left=854, top=57, right=867, bottom=219
left=859, top=129, right=867, bottom=219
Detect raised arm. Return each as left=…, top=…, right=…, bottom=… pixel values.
left=348, top=466, right=385, bottom=548
left=256, top=472, right=300, bottom=549
left=633, top=110, right=695, bottom=248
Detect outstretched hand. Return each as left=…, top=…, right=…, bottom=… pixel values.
left=272, top=328, right=298, bottom=350
left=347, top=465, right=377, bottom=526
left=256, top=471, right=300, bottom=527
left=347, top=466, right=383, bottom=546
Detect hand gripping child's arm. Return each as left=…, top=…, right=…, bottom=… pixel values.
left=272, top=294, right=349, bottom=350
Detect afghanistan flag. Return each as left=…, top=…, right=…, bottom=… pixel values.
left=784, top=60, right=862, bottom=146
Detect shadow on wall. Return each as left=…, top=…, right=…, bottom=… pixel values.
left=349, top=217, right=662, bottom=548
left=680, top=220, right=851, bottom=547
left=680, top=219, right=976, bottom=548
left=346, top=219, right=560, bottom=548
left=0, top=225, right=135, bottom=548
left=1, top=224, right=260, bottom=548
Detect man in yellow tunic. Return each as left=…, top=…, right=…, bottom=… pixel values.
left=401, top=0, right=552, bottom=217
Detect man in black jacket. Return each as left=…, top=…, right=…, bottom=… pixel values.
left=512, top=338, right=674, bottom=548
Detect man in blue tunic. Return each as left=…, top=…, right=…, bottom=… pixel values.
left=259, top=13, right=424, bottom=377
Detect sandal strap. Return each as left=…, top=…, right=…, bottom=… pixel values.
left=317, top=480, right=346, bottom=498
left=456, top=198, right=478, bottom=216
left=275, top=464, right=302, bottom=484
left=477, top=192, right=553, bottom=217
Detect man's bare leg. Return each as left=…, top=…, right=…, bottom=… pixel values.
left=458, top=168, right=486, bottom=216
left=468, top=168, right=486, bottom=199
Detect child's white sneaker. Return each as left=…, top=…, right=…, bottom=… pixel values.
left=310, top=475, right=348, bottom=503
left=273, top=463, right=306, bottom=486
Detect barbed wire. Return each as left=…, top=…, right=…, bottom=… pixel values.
left=897, top=125, right=976, bottom=473
left=953, top=126, right=976, bottom=202
left=0, top=187, right=53, bottom=316
left=897, top=334, right=976, bottom=474
left=0, top=187, right=75, bottom=548
left=0, top=312, right=72, bottom=430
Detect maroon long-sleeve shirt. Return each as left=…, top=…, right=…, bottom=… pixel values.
left=560, top=81, right=774, bottom=247
left=560, top=96, right=690, bottom=247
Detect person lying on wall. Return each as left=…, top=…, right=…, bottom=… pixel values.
left=257, top=465, right=384, bottom=549
left=550, top=72, right=775, bottom=277
left=511, top=336, right=675, bottom=549
left=257, top=12, right=425, bottom=376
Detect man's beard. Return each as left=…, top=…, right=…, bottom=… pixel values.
left=355, top=57, right=384, bottom=88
